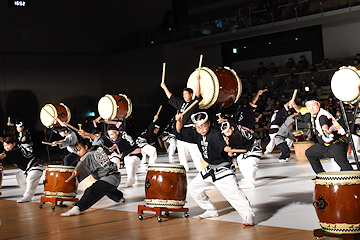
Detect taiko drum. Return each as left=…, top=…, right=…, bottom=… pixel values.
left=187, top=66, right=242, bottom=109
left=98, top=94, right=132, bottom=120
left=313, top=171, right=360, bottom=234
left=40, top=103, right=71, bottom=128
left=43, top=165, right=78, bottom=198
left=144, top=164, right=187, bottom=209
left=293, top=141, right=314, bottom=161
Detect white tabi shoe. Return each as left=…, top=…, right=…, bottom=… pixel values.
left=198, top=210, right=219, bottom=219
left=17, top=196, right=32, bottom=203
left=60, top=206, right=81, bottom=217
left=243, top=211, right=255, bottom=226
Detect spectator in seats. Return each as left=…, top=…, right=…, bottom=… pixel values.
left=299, top=79, right=308, bottom=99
left=269, top=62, right=278, bottom=74
left=338, top=61, right=344, bottom=69
left=265, top=96, right=275, bottom=111
left=324, top=95, right=337, bottom=116
left=353, top=58, right=360, bottom=67
left=258, top=62, right=268, bottom=75
left=297, top=55, right=309, bottom=72
left=285, top=58, right=295, bottom=69
left=324, top=58, right=333, bottom=69
left=309, top=63, right=317, bottom=72
left=308, top=80, right=319, bottom=97
left=356, top=53, right=360, bottom=62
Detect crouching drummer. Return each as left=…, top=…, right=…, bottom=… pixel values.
left=0, top=136, right=44, bottom=203
left=60, top=130, right=124, bottom=217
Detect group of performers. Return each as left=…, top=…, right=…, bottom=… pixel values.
left=0, top=61, right=356, bottom=226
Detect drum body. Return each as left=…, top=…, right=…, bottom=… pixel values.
left=145, top=164, right=187, bottom=208
left=293, top=141, right=314, bottom=161
left=40, top=103, right=71, bottom=128
left=0, top=163, right=3, bottom=188
left=313, top=171, right=360, bottom=234
left=98, top=94, right=132, bottom=120
left=331, top=66, right=360, bottom=104
left=292, top=130, right=305, bottom=141
left=187, top=66, right=242, bottom=109
left=43, top=165, right=78, bottom=198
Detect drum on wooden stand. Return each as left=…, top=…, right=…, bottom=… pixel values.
left=187, top=66, right=242, bottom=109
left=98, top=94, right=132, bottom=120
left=43, top=165, right=78, bottom=198
left=293, top=141, right=314, bottom=161
left=40, top=103, right=71, bottom=128
left=292, top=130, right=305, bottom=142
left=313, top=171, right=360, bottom=234
left=144, top=164, right=187, bottom=209
left=331, top=65, right=360, bottom=104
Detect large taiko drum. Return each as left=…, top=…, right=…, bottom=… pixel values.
left=187, top=66, right=242, bottom=109
left=293, top=141, right=314, bottom=161
left=313, top=171, right=360, bottom=234
left=292, top=130, right=306, bottom=142
left=43, top=165, right=78, bottom=198
left=98, top=94, right=132, bottom=120
left=144, top=164, right=187, bottom=209
left=331, top=65, right=360, bottom=104
left=0, top=163, right=3, bottom=188
left=40, top=103, right=71, bottom=128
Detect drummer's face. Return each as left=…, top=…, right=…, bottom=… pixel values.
left=3, top=142, right=15, bottom=151
left=195, top=122, right=210, bottom=136
left=305, top=101, right=320, bottom=115
left=223, top=127, right=234, bottom=137
left=107, top=130, right=119, bottom=141
left=75, top=144, right=88, bottom=157
left=183, top=91, right=193, bottom=102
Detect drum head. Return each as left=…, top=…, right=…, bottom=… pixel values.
left=119, top=94, right=132, bottom=118
left=98, top=95, right=117, bottom=120
left=40, top=104, right=57, bottom=128
left=331, top=66, right=360, bottom=103
left=187, top=67, right=219, bottom=109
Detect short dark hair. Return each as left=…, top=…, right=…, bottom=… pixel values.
left=4, top=136, right=16, bottom=144
left=74, top=138, right=92, bottom=152
left=183, top=87, right=193, bottom=95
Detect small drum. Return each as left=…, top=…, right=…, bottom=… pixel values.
left=313, top=171, right=360, bottom=234
left=293, top=141, right=314, bottom=161
left=187, top=66, right=242, bottom=109
left=292, top=130, right=305, bottom=141
left=331, top=65, right=360, bottom=104
left=40, top=103, right=71, bottom=128
left=145, top=164, right=187, bottom=209
left=43, top=165, right=78, bottom=198
left=98, top=94, right=132, bottom=120
left=0, top=163, right=3, bottom=189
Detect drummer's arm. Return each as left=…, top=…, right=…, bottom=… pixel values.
left=160, top=82, right=172, bottom=99
left=195, top=75, right=201, bottom=98
left=78, top=130, right=97, bottom=140
left=251, top=90, right=264, bottom=105
left=175, top=114, right=183, bottom=133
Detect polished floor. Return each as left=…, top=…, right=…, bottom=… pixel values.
left=1, top=149, right=358, bottom=239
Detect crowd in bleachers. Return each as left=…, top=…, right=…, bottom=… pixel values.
left=236, top=53, right=360, bottom=142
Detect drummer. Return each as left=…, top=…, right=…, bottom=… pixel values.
left=160, top=76, right=203, bottom=172
left=51, top=126, right=79, bottom=166
left=0, top=136, right=44, bottom=203
left=291, top=96, right=353, bottom=174
left=60, top=134, right=124, bottom=217
left=136, top=114, right=160, bottom=165
left=176, top=112, right=255, bottom=225
left=16, top=122, right=34, bottom=154
left=161, top=117, right=177, bottom=162
left=104, top=120, right=142, bottom=188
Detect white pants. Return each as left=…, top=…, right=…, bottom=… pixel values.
left=124, top=155, right=140, bottom=186
left=16, top=168, right=43, bottom=199
left=351, top=134, right=360, bottom=156
left=237, top=155, right=261, bottom=185
left=109, top=153, right=122, bottom=171
left=266, top=133, right=293, bottom=153
left=140, top=144, right=157, bottom=164
left=167, top=138, right=177, bottom=162
left=188, top=172, right=253, bottom=221
left=177, top=140, right=202, bottom=172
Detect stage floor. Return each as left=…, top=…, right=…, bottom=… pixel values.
left=1, top=150, right=356, bottom=239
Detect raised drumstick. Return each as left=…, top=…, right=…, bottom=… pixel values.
left=291, top=89, right=298, bottom=102
left=198, top=54, right=203, bottom=76
left=156, top=105, right=162, bottom=116
left=180, top=100, right=199, bottom=116
left=42, top=141, right=54, bottom=146
left=78, top=124, right=82, bottom=130
left=42, top=107, right=79, bottom=132
left=162, top=62, right=166, bottom=83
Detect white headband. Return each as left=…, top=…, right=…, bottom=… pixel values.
left=191, top=112, right=208, bottom=126
left=220, top=121, right=230, bottom=133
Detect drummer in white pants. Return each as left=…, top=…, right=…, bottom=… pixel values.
left=162, top=118, right=177, bottom=162
left=136, top=115, right=160, bottom=165
left=0, top=136, right=44, bottom=202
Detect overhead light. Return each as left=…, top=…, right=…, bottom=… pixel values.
left=268, top=42, right=271, bottom=45
left=233, top=48, right=237, bottom=54
left=295, top=37, right=298, bottom=40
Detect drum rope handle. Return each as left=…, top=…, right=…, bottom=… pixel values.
left=313, top=195, right=328, bottom=212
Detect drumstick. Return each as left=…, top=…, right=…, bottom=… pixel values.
left=162, top=62, right=166, bottom=83
left=78, top=124, right=82, bottom=130
left=257, top=114, right=263, bottom=120
left=65, top=174, right=76, bottom=183
left=198, top=54, right=203, bottom=76
left=216, top=113, right=222, bottom=119
left=42, top=107, right=80, bottom=132
left=291, top=89, right=298, bottom=102
left=180, top=100, right=199, bottom=116
left=42, top=141, right=54, bottom=146
left=156, top=105, right=162, bottom=116
left=63, top=122, right=79, bottom=132
left=225, top=149, right=247, bottom=153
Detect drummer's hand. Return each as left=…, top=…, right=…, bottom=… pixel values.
left=153, top=115, right=158, bottom=123
left=217, top=117, right=227, bottom=124
left=95, top=116, right=102, bottom=123
left=175, top=113, right=183, bottom=122
left=224, top=146, right=233, bottom=157
left=322, top=125, right=331, bottom=136
left=0, top=153, right=6, bottom=159
left=109, top=145, right=116, bottom=152
left=21, top=136, right=26, bottom=142
left=51, top=141, right=59, bottom=146
left=258, top=89, right=265, bottom=95
left=160, top=81, right=166, bottom=89
left=196, top=75, right=201, bottom=81
left=65, top=168, right=79, bottom=182
left=78, top=129, right=87, bottom=137
left=289, top=113, right=298, bottom=118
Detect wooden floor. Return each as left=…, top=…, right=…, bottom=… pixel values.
left=0, top=200, right=318, bottom=240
